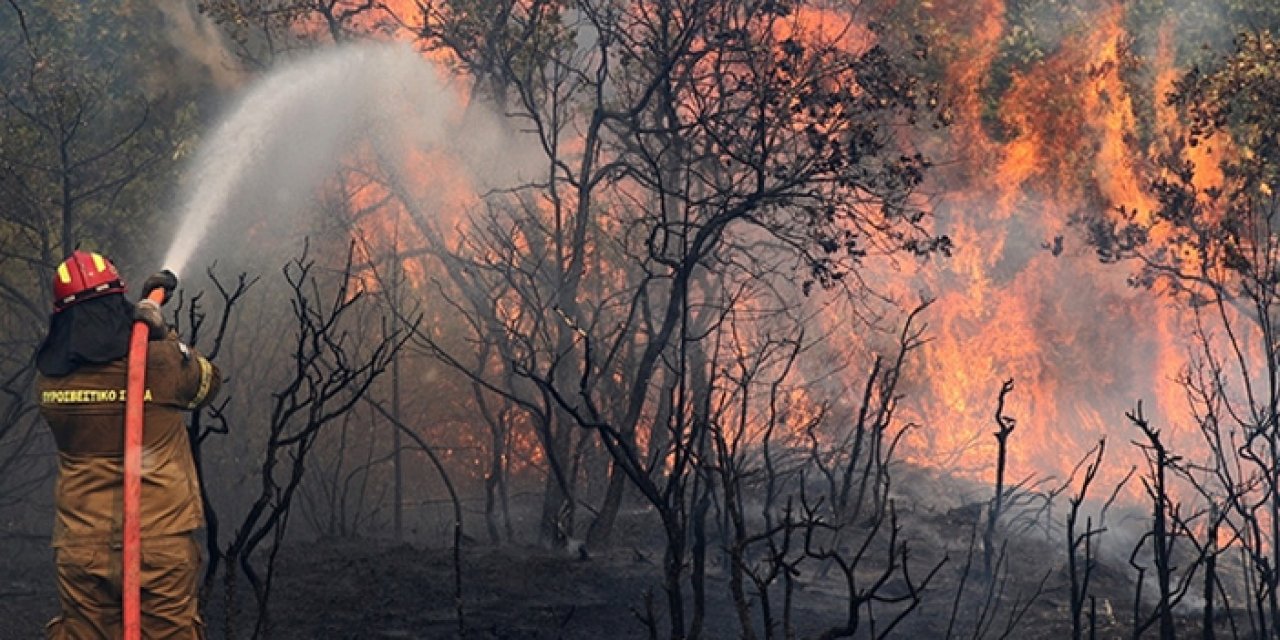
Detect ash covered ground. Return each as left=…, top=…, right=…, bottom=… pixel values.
left=0, top=466, right=1220, bottom=640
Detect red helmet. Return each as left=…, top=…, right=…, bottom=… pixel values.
left=52, top=250, right=127, bottom=312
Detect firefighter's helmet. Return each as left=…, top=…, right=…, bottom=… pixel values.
left=52, top=250, right=126, bottom=312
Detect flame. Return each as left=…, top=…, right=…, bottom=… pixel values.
left=280, top=0, right=1255, bottom=505
left=772, top=5, right=877, bottom=54
left=879, top=1, right=1223, bottom=494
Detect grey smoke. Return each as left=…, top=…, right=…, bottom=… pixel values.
left=153, top=2, right=241, bottom=90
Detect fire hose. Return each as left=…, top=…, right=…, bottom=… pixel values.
left=123, top=287, right=166, bottom=640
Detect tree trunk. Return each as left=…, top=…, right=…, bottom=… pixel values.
left=586, top=458, right=627, bottom=548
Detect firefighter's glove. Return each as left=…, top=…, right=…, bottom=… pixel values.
left=134, top=299, right=168, bottom=340
left=141, top=270, right=178, bottom=305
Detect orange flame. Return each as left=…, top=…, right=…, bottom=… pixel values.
left=880, top=2, right=1221, bottom=495
left=292, top=0, right=1251, bottom=502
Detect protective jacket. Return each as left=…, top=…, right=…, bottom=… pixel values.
left=37, top=331, right=220, bottom=546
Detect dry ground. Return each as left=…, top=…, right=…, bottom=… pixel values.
left=0, top=470, right=1226, bottom=639
left=0, top=528, right=1213, bottom=639
left=0, top=535, right=748, bottom=639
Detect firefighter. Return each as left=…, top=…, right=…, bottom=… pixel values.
left=35, top=250, right=220, bottom=639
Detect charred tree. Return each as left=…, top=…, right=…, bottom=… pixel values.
left=802, top=495, right=946, bottom=640
left=710, top=328, right=806, bottom=640
left=790, top=301, right=947, bottom=638
left=364, top=399, right=468, bottom=637
left=1127, top=402, right=1197, bottom=640
left=984, top=378, right=1016, bottom=578
left=1064, top=439, right=1128, bottom=640
left=221, top=243, right=413, bottom=639
left=177, top=268, right=257, bottom=596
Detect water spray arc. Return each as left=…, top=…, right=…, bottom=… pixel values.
left=138, top=41, right=485, bottom=632
left=161, top=42, right=455, bottom=276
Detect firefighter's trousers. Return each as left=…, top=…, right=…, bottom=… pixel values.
left=45, top=533, right=205, bottom=639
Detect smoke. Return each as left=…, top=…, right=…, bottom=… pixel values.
left=152, top=2, right=242, bottom=90
left=162, top=41, right=537, bottom=277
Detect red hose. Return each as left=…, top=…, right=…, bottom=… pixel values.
left=123, top=288, right=166, bottom=640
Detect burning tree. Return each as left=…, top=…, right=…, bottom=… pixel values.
left=1091, top=29, right=1280, bottom=637
left=390, top=0, right=955, bottom=637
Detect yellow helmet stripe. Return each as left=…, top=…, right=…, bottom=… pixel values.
left=57, top=263, right=71, bottom=284
left=90, top=253, right=107, bottom=272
